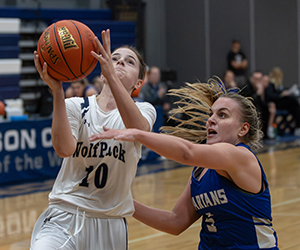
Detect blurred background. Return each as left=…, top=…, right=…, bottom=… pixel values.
left=0, top=0, right=300, bottom=115
left=0, top=0, right=299, bottom=180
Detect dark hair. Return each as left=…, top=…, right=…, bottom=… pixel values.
left=250, top=70, right=263, bottom=77
left=232, top=39, right=240, bottom=44
left=71, top=78, right=88, bottom=86
left=148, top=66, right=160, bottom=75
left=223, top=69, right=235, bottom=78
left=113, top=45, right=146, bottom=80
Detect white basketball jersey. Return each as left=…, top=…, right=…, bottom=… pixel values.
left=49, top=95, right=156, bottom=217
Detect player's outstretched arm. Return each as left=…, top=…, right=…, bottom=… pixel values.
left=133, top=177, right=199, bottom=235
left=34, top=52, right=77, bottom=157
left=90, top=127, right=262, bottom=193
left=90, top=127, right=254, bottom=172
left=91, top=30, right=150, bottom=131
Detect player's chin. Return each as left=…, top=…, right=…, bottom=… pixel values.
left=117, top=74, right=127, bottom=82
left=206, top=136, right=220, bottom=145
left=115, top=70, right=125, bottom=77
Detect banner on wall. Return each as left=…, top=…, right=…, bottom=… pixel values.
left=0, top=119, right=62, bottom=185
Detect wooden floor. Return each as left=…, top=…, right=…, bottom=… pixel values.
left=0, top=139, right=300, bottom=250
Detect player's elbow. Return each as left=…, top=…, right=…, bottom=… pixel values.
left=54, top=147, right=74, bottom=158
left=167, top=213, right=190, bottom=236
left=171, top=228, right=184, bottom=236
left=52, top=135, right=77, bottom=158
left=53, top=143, right=76, bottom=158
left=168, top=225, right=187, bottom=236
left=56, top=152, right=72, bottom=158
left=132, top=122, right=150, bottom=132
left=139, top=119, right=151, bottom=132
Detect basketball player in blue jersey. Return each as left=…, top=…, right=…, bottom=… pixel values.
left=30, top=30, right=156, bottom=250
left=90, top=77, right=279, bottom=249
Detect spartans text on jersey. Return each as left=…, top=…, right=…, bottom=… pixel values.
left=192, top=188, right=228, bottom=210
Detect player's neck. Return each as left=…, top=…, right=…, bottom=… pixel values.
left=97, top=87, right=117, bottom=112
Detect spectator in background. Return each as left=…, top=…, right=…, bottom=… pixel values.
left=65, top=77, right=99, bottom=98
left=139, top=66, right=170, bottom=125
left=269, top=67, right=299, bottom=96
left=241, top=71, right=276, bottom=139
left=265, top=67, right=300, bottom=136
left=223, top=70, right=237, bottom=90
left=261, top=75, right=277, bottom=139
left=92, top=75, right=104, bottom=93
left=227, top=40, right=248, bottom=89
left=37, top=86, right=53, bottom=117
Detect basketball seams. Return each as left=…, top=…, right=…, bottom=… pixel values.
left=71, top=20, right=85, bottom=75
left=71, top=20, right=99, bottom=77
left=38, top=36, right=71, bottom=81
left=82, top=59, right=99, bottom=76
left=82, top=54, right=99, bottom=76
left=53, top=22, right=79, bottom=80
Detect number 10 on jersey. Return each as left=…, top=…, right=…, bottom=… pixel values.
left=79, top=163, right=108, bottom=188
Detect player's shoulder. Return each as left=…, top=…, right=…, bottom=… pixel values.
left=134, top=100, right=155, bottom=110
left=65, top=95, right=96, bottom=106
left=65, top=96, right=82, bottom=110
left=65, top=96, right=84, bottom=104
left=212, top=142, right=255, bottom=162
left=65, top=95, right=97, bottom=114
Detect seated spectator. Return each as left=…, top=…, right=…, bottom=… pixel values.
left=139, top=66, right=171, bottom=126
left=261, top=75, right=277, bottom=139
left=265, top=67, right=300, bottom=136
left=270, top=67, right=299, bottom=96
left=241, top=71, right=276, bottom=139
left=92, top=76, right=104, bottom=93
left=223, top=70, right=237, bottom=90
left=65, top=78, right=99, bottom=98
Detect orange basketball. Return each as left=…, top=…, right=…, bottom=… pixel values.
left=37, top=20, right=99, bottom=82
left=0, top=101, right=5, bottom=115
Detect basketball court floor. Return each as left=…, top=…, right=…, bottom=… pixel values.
left=0, top=138, right=299, bottom=250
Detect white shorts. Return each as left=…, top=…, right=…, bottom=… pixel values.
left=30, top=205, right=128, bottom=250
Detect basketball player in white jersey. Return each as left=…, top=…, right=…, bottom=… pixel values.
left=30, top=30, right=156, bottom=250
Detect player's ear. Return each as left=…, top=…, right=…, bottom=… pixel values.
left=238, top=122, right=250, bottom=137
left=134, top=79, right=144, bottom=90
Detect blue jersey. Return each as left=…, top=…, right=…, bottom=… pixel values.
left=190, top=143, right=278, bottom=249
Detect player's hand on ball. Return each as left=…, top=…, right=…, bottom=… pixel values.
left=34, top=51, right=62, bottom=92
left=89, top=126, right=138, bottom=142
left=91, top=29, right=116, bottom=82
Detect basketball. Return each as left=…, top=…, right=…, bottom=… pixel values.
left=37, top=20, right=99, bottom=82
left=0, top=101, right=5, bottom=115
